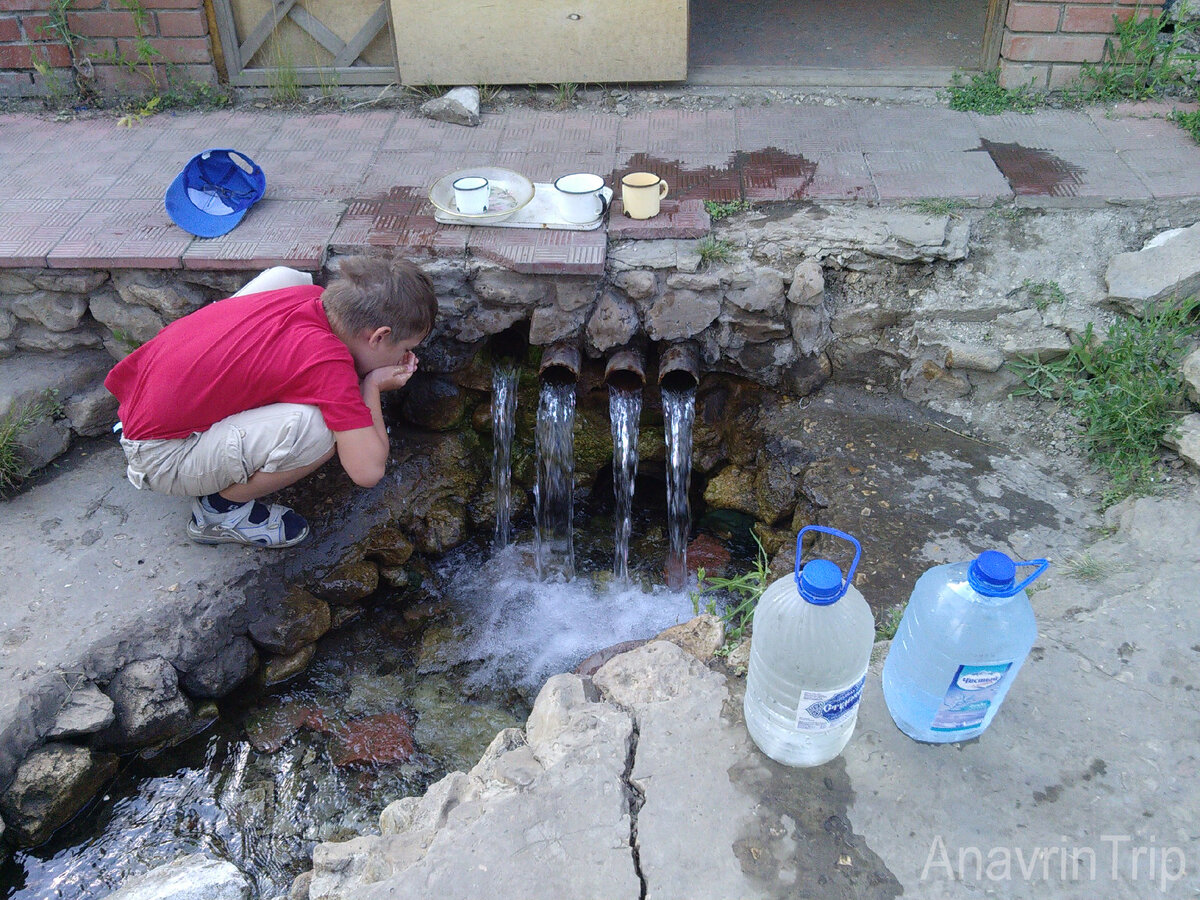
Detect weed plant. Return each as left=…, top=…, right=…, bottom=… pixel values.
left=944, top=70, right=1041, bottom=114
left=704, top=199, right=754, bottom=220
left=697, top=236, right=735, bottom=266
left=1021, top=279, right=1069, bottom=311
left=691, top=532, right=770, bottom=649
left=1175, top=109, right=1200, bottom=144
left=1009, top=297, right=1200, bottom=504
left=1072, top=9, right=1199, bottom=102
left=875, top=605, right=905, bottom=641
left=0, top=392, right=60, bottom=496
left=909, top=198, right=966, bottom=217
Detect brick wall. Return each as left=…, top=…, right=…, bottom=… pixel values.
left=998, top=0, right=1163, bottom=90
left=0, top=0, right=216, bottom=98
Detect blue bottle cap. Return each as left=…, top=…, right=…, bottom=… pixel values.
left=968, top=550, right=1017, bottom=597
left=968, top=551, right=1051, bottom=598
left=799, top=558, right=844, bottom=605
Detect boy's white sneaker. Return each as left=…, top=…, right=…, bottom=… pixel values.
left=187, top=497, right=309, bottom=548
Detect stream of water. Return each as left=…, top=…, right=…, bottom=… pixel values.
left=609, top=385, right=642, bottom=583
left=533, top=379, right=577, bottom=581
left=663, top=385, right=696, bottom=591
left=491, top=363, right=519, bottom=550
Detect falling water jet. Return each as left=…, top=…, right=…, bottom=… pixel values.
left=534, top=342, right=581, bottom=581
left=491, top=361, right=519, bottom=550
left=605, top=347, right=646, bottom=583
left=659, top=343, right=700, bottom=591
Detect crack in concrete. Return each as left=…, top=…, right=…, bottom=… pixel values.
left=622, top=721, right=648, bottom=900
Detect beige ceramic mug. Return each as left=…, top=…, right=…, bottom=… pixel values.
left=620, top=172, right=669, bottom=219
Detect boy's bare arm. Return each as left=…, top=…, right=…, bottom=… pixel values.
left=333, top=356, right=417, bottom=488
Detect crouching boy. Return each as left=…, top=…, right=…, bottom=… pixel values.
left=105, top=256, right=437, bottom=548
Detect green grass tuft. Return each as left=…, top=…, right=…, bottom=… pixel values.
left=1, top=391, right=61, bottom=496
left=944, top=70, right=1042, bottom=114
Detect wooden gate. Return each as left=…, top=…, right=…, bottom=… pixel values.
left=209, top=0, right=397, bottom=87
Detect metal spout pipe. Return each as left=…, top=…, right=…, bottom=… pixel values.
left=658, top=342, right=700, bottom=392
left=538, top=341, right=582, bottom=385
left=604, top=346, right=647, bottom=392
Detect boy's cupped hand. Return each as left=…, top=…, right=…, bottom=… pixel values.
left=367, top=351, right=419, bottom=392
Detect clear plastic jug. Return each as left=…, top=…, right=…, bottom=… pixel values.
left=881, top=550, right=1048, bottom=743
left=743, top=526, right=875, bottom=767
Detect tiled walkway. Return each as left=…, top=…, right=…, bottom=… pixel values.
left=2, top=101, right=1199, bottom=276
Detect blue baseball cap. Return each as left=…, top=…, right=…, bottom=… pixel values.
left=165, top=149, right=266, bottom=238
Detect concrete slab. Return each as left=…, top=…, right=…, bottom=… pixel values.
left=47, top=200, right=190, bottom=269
left=865, top=150, right=1012, bottom=201
left=968, top=109, right=1113, bottom=151
left=179, top=199, right=342, bottom=271
left=0, top=199, right=93, bottom=268
left=736, top=105, right=863, bottom=153
left=851, top=105, right=983, bottom=152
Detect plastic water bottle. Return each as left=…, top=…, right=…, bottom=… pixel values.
left=743, top=526, right=875, bottom=767
left=881, top=550, right=1048, bottom=743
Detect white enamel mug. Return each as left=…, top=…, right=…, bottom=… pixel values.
left=453, top=176, right=490, bottom=214
left=553, top=173, right=610, bottom=224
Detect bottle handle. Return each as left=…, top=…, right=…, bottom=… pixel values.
left=795, top=525, right=862, bottom=601
left=1012, top=559, right=1050, bottom=595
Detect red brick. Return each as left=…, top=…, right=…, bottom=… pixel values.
left=155, top=8, right=206, bottom=36
left=1061, top=5, right=1139, bottom=31
left=0, top=14, right=19, bottom=40
left=1002, top=32, right=1109, bottom=61
left=21, top=12, right=50, bottom=36
left=0, top=0, right=54, bottom=10
left=999, top=61, right=1050, bottom=89
left=68, top=10, right=139, bottom=37
left=116, top=34, right=210, bottom=63
left=137, top=0, right=202, bottom=8
left=1047, top=62, right=1085, bottom=89
left=0, top=43, right=33, bottom=66
left=1006, top=2, right=1062, bottom=31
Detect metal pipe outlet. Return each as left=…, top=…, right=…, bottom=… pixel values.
left=538, top=341, right=582, bottom=385
left=657, top=342, right=700, bottom=392
left=604, top=346, right=647, bottom=392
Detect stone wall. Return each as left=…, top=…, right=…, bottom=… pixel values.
left=6, top=204, right=1192, bottom=483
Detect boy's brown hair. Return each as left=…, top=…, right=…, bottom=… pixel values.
left=322, top=256, right=437, bottom=343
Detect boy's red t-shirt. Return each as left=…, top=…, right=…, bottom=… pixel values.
left=105, top=286, right=374, bottom=441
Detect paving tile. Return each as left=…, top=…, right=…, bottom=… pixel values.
left=608, top=199, right=710, bottom=239
left=0, top=199, right=93, bottom=267
left=467, top=227, right=607, bottom=275
left=1119, top=146, right=1200, bottom=199
left=105, top=150, right=197, bottom=200
left=505, top=152, right=615, bottom=184
left=968, top=110, right=1111, bottom=151
left=984, top=145, right=1151, bottom=204
left=612, top=152, right=741, bottom=202
left=851, top=106, right=982, bottom=152
left=358, top=151, right=511, bottom=194
left=736, top=106, right=860, bottom=153
left=865, top=150, right=1013, bottom=201
left=743, top=151, right=876, bottom=201
left=249, top=149, right=375, bottom=200
left=1086, top=112, right=1197, bottom=152
left=47, top=199, right=190, bottom=268
left=181, top=199, right=343, bottom=270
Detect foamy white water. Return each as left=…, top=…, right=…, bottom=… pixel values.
left=436, top=544, right=696, bottom=690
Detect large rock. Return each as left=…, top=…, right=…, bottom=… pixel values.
left=644, top=289, right=721, bottom=341
left=8, top=291, right=89, bottom=332
left=0, top=351, right=111, bottom=422
left=177, top=636, right=260, bottom=699
left=63, top=383, right=119, bottom=436
left=724, top=267, right=787, bottom=316
left=0, top=744, right=119, bottom=846
left=1164, top=413, right=1200, bottom=470
left=307, top=672, right=638, bottom=900
left=400, top=375, right=468, bottom=430
left=248, top=586, right=332, bottom=655
left=311, top=559, right=380, bottom=606
left=44, top=681, right=115, bottom=739
left=105, top=853, right=253, bottom=900
left=529, top=302, right=587, bottom=344
left=1183, top=346, right=1200, bottom=407
left=419, top=86, right=481, bottom=126
left=100, top=657, right=194, bottom=748
left=110, top=270, right=212, bottom=320
left=88, top=286, right=166, bottom=349
left=585, top=291, right=640, bottom=353
left=1105, top=223, right=1200, bottom=313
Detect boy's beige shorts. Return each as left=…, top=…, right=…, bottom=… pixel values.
left=119, top=403, right=335, bottom=497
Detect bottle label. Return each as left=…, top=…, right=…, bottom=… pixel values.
left=792, top=676, right=866, bottom=732
left=930, top=662, right=1014, bottom=733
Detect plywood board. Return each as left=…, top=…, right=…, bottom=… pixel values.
left=390, top=0, right=687, bottom=84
